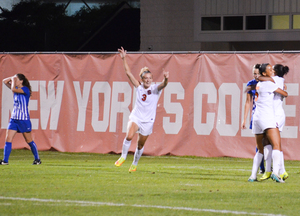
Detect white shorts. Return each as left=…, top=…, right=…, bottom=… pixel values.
left=275, top=114, right=285, bottom=132
left=252, top=118, right=277, bottom=134
left=129, top=116, right=154, bottom=136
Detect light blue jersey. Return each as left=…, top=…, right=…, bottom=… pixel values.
left=2, top=83, right=41, bottom=165
left=11, top=86, right=30, bottom=120
left=247, top=79, right=258, bottom=129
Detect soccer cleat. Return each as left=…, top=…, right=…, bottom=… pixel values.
left=115, top=157, right=125, bottom=167
left=258, top=169, right=265, bottom=174
left=248, top=177, right=258, bottom=182
left=129, top=164, right=137, bottom=172
left=280, top=172, right=289, bottom=181
left=0, top=159, right=9, bottom=165
left=271, top=173, right=285, bottom=183
left=32, top=159, right=42, bottom=165
left=260, top=172, right=272, bottom=181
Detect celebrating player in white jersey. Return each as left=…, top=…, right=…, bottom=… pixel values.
left=258, top=64, right=289, bottom=181
left=115, top=47, right=169, bottom=172
left=248, top=63, right=287, bottom=183
left=1, top=74, right=41, bottom=165
left=272, top=64, right=289, bottom=180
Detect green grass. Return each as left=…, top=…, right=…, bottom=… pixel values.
left=0, top=149, right=300, bottom=216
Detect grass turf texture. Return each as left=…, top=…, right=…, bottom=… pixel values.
left=0, top=150, right=300, bottom=216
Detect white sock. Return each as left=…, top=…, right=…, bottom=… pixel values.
left=121, top=139, right=131, bottom=159
left=250, top=152, right=263, bottom=179
left=132, top=147, right=144, bottom=166
left=280, top=151, right=286, bottom=174
left=272, top=150, right=281, bottom=175
left=264, top=145, right=272, bottom=172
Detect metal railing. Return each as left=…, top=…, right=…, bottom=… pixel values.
left=2, top=50, right=300, bottom=54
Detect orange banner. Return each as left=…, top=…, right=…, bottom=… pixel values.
left=0, top=53, right=299, bottom=160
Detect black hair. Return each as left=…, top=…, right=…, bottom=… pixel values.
left=254, top=64, right=261, bottom=69
left=16, top=73, right=32, bottom=96
left=273, top=64, right=289, bottom=78
left=258, top=63, right=270, bottom=75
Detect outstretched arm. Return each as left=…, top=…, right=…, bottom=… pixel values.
left=118, top=47, right=139, bottom=88
left=157, top=69, right=169, bottom=91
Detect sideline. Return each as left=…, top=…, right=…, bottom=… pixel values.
left=0, top=196, right=285, bottom=216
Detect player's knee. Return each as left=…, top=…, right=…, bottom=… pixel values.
left=125, top=136, right=133, bottom=141
left=5, top=138, right=12, bottom=143
left=5, top=135, right=13, bottom=143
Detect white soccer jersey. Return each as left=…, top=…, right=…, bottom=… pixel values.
left=273, top=76, right=285, bottom=131
left=129, top=83, right=162, bottom=123
left=252, top=81, right=278, bottom=134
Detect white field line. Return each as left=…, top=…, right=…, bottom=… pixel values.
left=0, top=196, right=285, bottom=216
left=144, top=156, right=250, bottom=162
left=163, top=165, right=250, bottom=172
left=0, top=203, right=12, bottom=205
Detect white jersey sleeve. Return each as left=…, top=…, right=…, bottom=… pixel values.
left=272, top=76, right=285, bottom=100
left=272, top=76, right=285, bottom=126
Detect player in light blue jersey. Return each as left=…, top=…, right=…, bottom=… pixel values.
left=242, top=64, right=265, bottom=174
left=0, top=74, right=41, bottom=165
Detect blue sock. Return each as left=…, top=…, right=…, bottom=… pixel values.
left=259, top=157, right=265, bottom=171
left=28, top=141, right=39, bottom=160
left=4, top=142, right=12, bottom=163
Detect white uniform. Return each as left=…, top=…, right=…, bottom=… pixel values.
left=273, top=76, right=285, bottom=132
left=129, top=83, right=162, bottom=136
left=252, top=81, right=278, bottom=134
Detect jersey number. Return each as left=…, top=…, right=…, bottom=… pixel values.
left=142, top=94, right=147, bottom=101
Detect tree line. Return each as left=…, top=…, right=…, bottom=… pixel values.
left=0, top=0, right=139, bottom=52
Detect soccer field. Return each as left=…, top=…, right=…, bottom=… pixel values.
left=0, top=149, right=299, bottom=216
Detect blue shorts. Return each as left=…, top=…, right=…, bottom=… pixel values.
left=7, top=119, right=32, bottom=133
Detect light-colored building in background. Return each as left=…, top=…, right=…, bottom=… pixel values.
left=140, top=0, right=300, bottom=51
left=140, top=0, right=204, bottom=51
